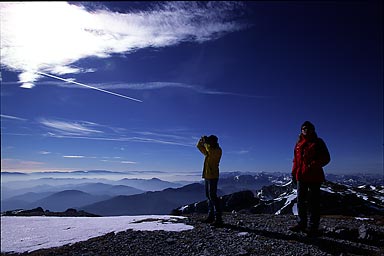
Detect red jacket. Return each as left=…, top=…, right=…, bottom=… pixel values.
left=292, top=133, right=330, bottom=183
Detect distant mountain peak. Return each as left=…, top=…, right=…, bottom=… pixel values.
left=54, top=190, right=90, bottom=196
left=1, top=172, right=29, bottom=176
left=174, top=180, right=384, bottom=217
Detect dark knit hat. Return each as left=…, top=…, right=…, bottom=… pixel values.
left=301, top=121, right=315, bottom=131
left=207, top=135, right=218, bottom=145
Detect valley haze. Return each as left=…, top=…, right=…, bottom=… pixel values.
left=1, top=170, right=382, bottom=214
left=1, top=170, right=383, bottom=255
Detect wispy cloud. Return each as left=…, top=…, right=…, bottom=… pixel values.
left=59, top=154, right=138, bottom=165
left=38, top=151, right=52, bottom=155
left=38, top=117, right=195, bottom=147
left=37, top=71, right=143, bottom=102
left=101, top=159, right=137, bottom=165
left=45, top=134, right=194, bottom=147
left=39, top=80, right=265, bottom=99
left=0, top=2, right=247, bottom=89
left=0, top=114, right=27, bottom=121
left=120, top=161, right=137, bottom=164
left=39, top=118, right=104, bottom=136
left=3, top=115, right=196, bottom=147
left=227, top=149, right=250, bottom=155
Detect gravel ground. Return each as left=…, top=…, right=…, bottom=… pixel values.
left=2, top=213, right=383, bottom=256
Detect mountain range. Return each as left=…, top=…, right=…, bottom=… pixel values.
left=1, top=171, right=383, bottom=217
left=174, top=180, right=384, bottom=217
left=1, top=176, right=182, bottom=212
left=81, top=183, right=209, bottom=216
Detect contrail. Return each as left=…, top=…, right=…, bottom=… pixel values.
left=36, top=71, right=143, bottom=102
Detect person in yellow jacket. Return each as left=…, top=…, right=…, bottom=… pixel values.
left=197, top=135, right=223, bottom=226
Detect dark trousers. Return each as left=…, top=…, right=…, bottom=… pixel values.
left=205, top=178, right=222, bottom=219
left=297, top=181, right=321, bottom=229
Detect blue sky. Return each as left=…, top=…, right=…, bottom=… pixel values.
left=1, top=1, right=383, bottom=176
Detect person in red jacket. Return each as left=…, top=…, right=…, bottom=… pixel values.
left=290, top=121, right=330, bottom=236
left=197, top=135, right=223, bottom=227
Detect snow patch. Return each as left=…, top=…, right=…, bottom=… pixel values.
left=275, top=190, right=297, bottom=215
left=1, top=215, right=193, bottom=253
left=355, top=217, right=373, bottom=221
left=237, top=232, right=249, bottom=236
left=179, top=205, right=189, bottom=211
left=292, top=203, right=298, bottom=216
left=321, top=187, right=335, bottom=193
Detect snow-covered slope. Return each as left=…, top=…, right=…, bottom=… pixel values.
left=175, top=180, right=384, bottom=217
left=1, top=215, right=193, bottom=253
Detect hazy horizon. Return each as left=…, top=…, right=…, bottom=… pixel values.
left=1, top=169, right=382, bottom=184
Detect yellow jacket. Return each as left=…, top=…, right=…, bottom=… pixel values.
left=197, top=141, right=222, bottom=179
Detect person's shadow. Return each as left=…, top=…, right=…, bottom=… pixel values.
left=221, top=223, right=378, bottom=256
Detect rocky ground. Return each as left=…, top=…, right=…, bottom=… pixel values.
left=2, top=213, right=383, bottom=256
left=1, top=207, right=100, bottom=217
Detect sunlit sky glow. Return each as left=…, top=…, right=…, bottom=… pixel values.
left=1, top=1, right=383, bottom=176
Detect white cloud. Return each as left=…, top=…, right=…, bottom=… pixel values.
left=46, top=134, right=194, bottom=147
left=39, top=118, right=104, bottom=136
left=62, top=155, right=85, bottom=159
left=0, top=114, right=27, bottom=121
left=121, top=161, right=137, bottom=164
left=59, top=154, right=137, bottom=164
left=50, top=80, right=265, bottom=99
left=2, top=115, right=196, bottom=147
left=36, top=71, right=143, bottom=102
left=0, top=2, right=247, bottom=88
left=234, top=150, right=250, bottom=155
left=61, top=81, right=195, bottom=90
left=100, top=159, right=137, bottom=164
left=37, top=117, right=195, bottom=146
left=38, top=151, right=51, bottom=155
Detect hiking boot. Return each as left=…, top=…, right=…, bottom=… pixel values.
left=289, top=224, right=306, bottom=232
